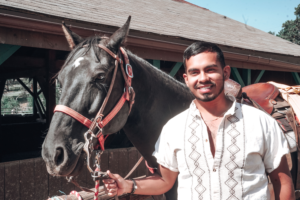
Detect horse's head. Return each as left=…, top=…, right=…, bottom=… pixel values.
left=42, top=17, right=131, bottom=176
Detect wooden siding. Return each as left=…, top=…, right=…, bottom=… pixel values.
left=0, top=147, right=147, bottom=200
left=0, top=0, right=300, bottom=57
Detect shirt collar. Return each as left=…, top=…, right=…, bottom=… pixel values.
left=190, top=95, right=237, bottom=118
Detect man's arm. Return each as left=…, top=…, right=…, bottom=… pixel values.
left=103, top=164, right=178, bottom=197
left=268, top=156, right=295, bottom=200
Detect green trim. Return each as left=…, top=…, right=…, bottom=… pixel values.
left=169, top=62, right=183, bottom=77
left=242, top=69, right=251, bottom=86
left=254, top=70, right=265, bottom=83
left=0, top=44, right=21, bottom=66
left=153, top=60, right=160, bottom=69
left=231, top=67, right=245, bottom=87
left=292, top=72, right=300, bottom=85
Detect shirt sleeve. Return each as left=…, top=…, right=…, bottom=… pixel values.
left=263, top=117, right=290, bottom=174
left=152, top=123, right=179, bottom=172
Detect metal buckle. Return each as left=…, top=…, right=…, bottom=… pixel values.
left=126, top=64, right=134, bottom=78
left=83, top=131, right=94, bottom=173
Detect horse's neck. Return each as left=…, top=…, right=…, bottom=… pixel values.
left=123, top=53, right=193, bottom=166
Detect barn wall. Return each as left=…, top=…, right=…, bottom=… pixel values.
left=0, top=147, right=146, bottom=200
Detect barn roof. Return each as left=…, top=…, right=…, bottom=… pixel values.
left=0, top=0, right=300, bottom=58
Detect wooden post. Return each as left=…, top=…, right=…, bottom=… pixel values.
left=169, top=62, right=182, bottom=77
left=242, top=69, right=251, bottom=86
left=0, top=44, right=21, bottom=65
left=231, top=67, right=245, bottom=87
left=254, top=70, right=265, bottom=83
left=0, top=79, right=6, bottom=160
left=292, top=72, right=300, bottom=85
left=46, top=50, right=56, bottom=125
left=153, top=60, right=160, bottom=69
left=33, top=77, right=38, bottom=118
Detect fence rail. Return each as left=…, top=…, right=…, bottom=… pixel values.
left=1, top=107, right=33, bottom=115
left=0, top=147, right=147, bottom=200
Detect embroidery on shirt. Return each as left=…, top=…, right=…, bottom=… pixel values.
left=225, top=114, right=240, bottom=200
left=188, top=115, right=206, bottom=200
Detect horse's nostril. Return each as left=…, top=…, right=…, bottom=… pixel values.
left=54, top=147, right=64, bottom=167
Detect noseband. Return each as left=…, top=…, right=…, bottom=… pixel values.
left=54, top=44, right=135, bottom=173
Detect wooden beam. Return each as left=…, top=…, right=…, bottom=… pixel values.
left=46, top=50, right=56, bottom=124
left=0, top=44, right=20, bottom=66
left=226, top=59, right=300, bottom=72
left=16, top=79, right=45, bottom=119
left=0, top=79, right=6, bottom=125
left=242, top=69, right=251, bottom=86
left=0, top=56, right=45, bottom=72
left=231, top=67, right=245, bottom=87
left=0, top=69, right=46, bottom=79
left=0, top=79, right=6, bottom=100
left=254, top=70, right=265, bottom=83
left=33, top=78, right=37, bottom=117
left=152, top=60, right=160, bottom=69
left=169, top=62, right=183, bottom=77
left=292, top=72, right=300, bottom=85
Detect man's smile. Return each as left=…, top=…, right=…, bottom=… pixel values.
left=195, top=84, right=215, bottom=93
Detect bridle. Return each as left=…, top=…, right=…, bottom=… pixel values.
left=52, top=44, right=155, bottom=199
left=54, top=44, right=135, bottom=175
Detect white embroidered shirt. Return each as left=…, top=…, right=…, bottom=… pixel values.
left=152, top=96, right=289, bottom=200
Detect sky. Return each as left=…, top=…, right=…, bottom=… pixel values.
left=186, top=0, right=299, bottom=34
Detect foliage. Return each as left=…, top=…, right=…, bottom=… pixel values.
left=27, top=95, right=33, bottom=108
left=1, top=96, right=20, bottom=109
left=268, top=31, right=275, bottom=35
left=56, top=82, right=62, bottom=104
left=276, top=4, right=300, bottom=45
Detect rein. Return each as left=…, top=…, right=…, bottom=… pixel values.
left=53, top=45, right=136, bottom=199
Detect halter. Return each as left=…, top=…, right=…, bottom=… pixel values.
left=54, top=44, right=135, bottom=174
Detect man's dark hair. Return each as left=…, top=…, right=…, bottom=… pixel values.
left=183, top=41, right=226, bottom=71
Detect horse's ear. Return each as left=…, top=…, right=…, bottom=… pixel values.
left=62, top=22, right=84, bottom=49
left=107, top=16, right=131, bottom=50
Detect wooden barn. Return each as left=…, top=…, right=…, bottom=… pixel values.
left=0, top=0, right=300, bottom=199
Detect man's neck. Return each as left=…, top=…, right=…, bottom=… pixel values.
left=194, top=92, right=233, bottom=117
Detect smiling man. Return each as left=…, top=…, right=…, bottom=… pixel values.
left=103, top=42, right=295, bottom=200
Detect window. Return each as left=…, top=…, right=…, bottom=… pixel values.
left=1, top=78, right=46, bottom=116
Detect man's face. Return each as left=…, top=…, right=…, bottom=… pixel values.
left=183, top=51, right=230, bottom=102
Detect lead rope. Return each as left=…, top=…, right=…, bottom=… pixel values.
left=94, top=167, right=100, bottom=200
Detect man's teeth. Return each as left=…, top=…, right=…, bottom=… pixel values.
left=201, top=86, right=211, bottom=89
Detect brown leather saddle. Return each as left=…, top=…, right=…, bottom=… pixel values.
left=225, top=79, right=279, bottom=114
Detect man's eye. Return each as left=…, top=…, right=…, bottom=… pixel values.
left=96, top=74, right=105, bottom=80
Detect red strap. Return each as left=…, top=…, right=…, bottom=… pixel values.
left=98, top=93, right=127, bottom=128
left=54, top=105, right=106, bottom=150
left=54, top=105, right=92, bottom=128
left=98, top=135, right=105, bottom=152
left=145, top=161, right=156, bottom=174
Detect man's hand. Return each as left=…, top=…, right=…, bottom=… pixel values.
left=103, top=165, right=178, bottom=197
left=103, top=170, right=132, bottom=197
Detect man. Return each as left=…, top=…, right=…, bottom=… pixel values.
left=103, top=42, right=295, bottom=199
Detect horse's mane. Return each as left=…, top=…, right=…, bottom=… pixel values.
left=54, top=36, right=193, bottom=99
left=126, top=50, right=193, bottom=97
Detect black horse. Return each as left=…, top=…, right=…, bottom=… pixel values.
left=42, top=16, right=193, bottom=199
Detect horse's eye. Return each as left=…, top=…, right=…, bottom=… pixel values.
left=96, top=74, right=105, bottom=80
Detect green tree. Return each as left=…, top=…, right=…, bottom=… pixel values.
left=268, top=31, right=275, bottom=35
left=277, top=4, right=300, bottom=45
left=1, top=96, right=20, bottom=113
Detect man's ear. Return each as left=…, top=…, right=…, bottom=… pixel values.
left=223, top=65, right=231, bottom=80
left=106, top=16, right=131, bottom=51
left=62, top=22, right=84, bottom=49
left=183, top=73, right=189, bottom=86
